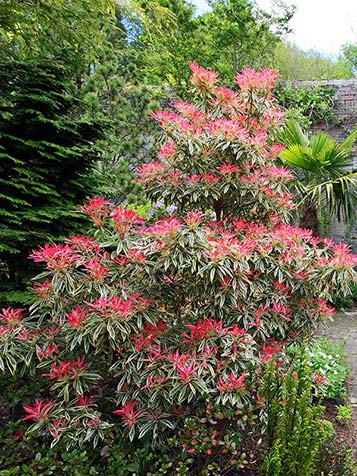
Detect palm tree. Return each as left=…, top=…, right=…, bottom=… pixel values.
left=278, top=119, right=357, bottom=236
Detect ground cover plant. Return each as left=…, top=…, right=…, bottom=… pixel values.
left=305, top=338, right=350, bottom=399
left=0, top=64, right=356, bottom=475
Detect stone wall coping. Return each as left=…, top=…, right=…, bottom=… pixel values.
left=280, top=79, right=357, bottom=88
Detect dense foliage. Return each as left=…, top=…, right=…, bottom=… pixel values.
left=1, top=341, right=354, bottom=475
left=0, top=61, right=102, bottom=305
left=0, top=0, right=116, bottom=80
left=272, top=42, right=354, bottom=81
left=139, top=0, right=294, bottom=92
left=1, top=0, right=353, bottom=311
left=1, top=1, right=356, bottom=474
left=1, top=64, right=356, bottom=475
left=274, top=84, right=336, bottom=129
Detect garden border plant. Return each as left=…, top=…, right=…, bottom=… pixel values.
left=0, top=63, right=356, bottom=475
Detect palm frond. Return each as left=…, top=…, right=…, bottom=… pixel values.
left=341, top=127, right=357, bottom=152
left=279, top=145, right=316, bottom=172
left=278, top=119, right=309, bottom=148
left=306, top=173, right=357, bottom=222
left=309, top=132, right=335, bottom=162
left=279, top=118, right=357, bottom=225
left=321, top=143, right=354, bottom=177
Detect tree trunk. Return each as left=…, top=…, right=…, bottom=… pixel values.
left=298, top=201, right=320, bottom=237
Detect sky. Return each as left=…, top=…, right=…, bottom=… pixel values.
left=193, top=0, right=357, bottom=57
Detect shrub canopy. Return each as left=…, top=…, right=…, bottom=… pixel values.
left=0, top=64, right=356, bottom=467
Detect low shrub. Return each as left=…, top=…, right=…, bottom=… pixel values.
left=305, top=338, right=349, bottom=399
left=332, top=282, right=357, bottom=311
left=259, top=347, right=331, bottom=476
left=0, top=420, right=157, bottom=476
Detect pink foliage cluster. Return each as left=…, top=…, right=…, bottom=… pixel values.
left=43, top=357, right=88, bottom=381
left=137, top=64, right=290, bottom=222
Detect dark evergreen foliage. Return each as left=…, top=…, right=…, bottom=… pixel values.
left=0, top=61, right=102, bottom=305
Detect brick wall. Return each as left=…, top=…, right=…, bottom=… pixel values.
left=285, top=79, right=357, bottom=251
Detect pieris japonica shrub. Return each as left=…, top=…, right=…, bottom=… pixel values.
left=1, top=64, right=356, bottom=472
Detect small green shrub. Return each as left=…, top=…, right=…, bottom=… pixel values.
left=259, top=348, right=330, bottom=476
left=305, top=339, right=349, bottom=399
left=332, top=282, right=357, bottom=311
left=336, top=404, right=353, bottom=421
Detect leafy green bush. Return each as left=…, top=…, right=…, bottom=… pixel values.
left=274, top=85, right=336, bottom=129
left=332, top=282, right=357, bottom=311
left=259, top=348, right=332, bottom=476
left=336, top=404, right=353, bottom=421
left=305, top=339, right=349, bottom=399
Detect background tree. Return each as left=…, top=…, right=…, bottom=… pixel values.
left=0, top=0, right=116, bottom=80
left=134, top=0, right=204, bottom=94
left=341, top=43, right=357, bottom=76
left=82, top=13, right=161, bottom=204
left=272, top=42, right=354, bottom=80
left=0, top=61, right=102, bottom=305
left=0, top=0, right=172, bottom=79
left=200, top=0, right=294, bottom=79
left=138, top=0, right=294, bottom=93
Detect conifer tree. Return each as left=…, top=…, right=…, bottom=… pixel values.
left=0, top=61, right=102, bottom=305
left=82, top=26, right=159, bottom=205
